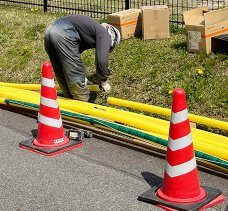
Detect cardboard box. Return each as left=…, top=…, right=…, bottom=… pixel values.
left=107, top=9, right=142, bottom=40
left=183, top=6, right=228, bottom=54
left=141, top=5, right=170, bottom=40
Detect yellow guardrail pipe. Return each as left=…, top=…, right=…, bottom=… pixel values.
left=0, top=86, right=228, bottom=160
left=107, top=97, right=228, bottom=131
left=59, top=97, right=228, bottom=143
left=0, top=82, right=100, bottom=92
left=1, top=85, right=227, bottom=139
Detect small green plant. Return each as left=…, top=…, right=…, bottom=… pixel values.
left=25, top=23, right=46, bottom=40
left=170, top=23, right=186, bottom=34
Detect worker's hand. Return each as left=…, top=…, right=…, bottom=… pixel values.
left=100, top=81, right=111, bottom=93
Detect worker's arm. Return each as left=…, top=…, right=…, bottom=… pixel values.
left=95, top=30, right=111, bottom=82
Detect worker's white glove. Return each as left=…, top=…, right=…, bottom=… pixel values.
left=101, top=81, right=111, bottom=93
left=85, top=78, right=93, bottom=85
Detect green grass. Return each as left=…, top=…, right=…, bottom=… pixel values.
left=0, top=6, right=227, bottom=136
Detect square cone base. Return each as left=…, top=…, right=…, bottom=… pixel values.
left=19, top=138, right=83, bottom=156
left=138, top=183, right=224, bottom=211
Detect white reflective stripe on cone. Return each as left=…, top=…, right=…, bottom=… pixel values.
left=41, top=77, right=55, bottom=88
left=168, top=133, right=193, bottom=151
left=39, top=113, right=62, bottom=128
left=165, top=157, right=197, bottom=178
left=171, top=108, right=189, bottom=124
left=40, top=96, right=59, bottom=108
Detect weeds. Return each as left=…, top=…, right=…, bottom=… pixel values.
left=25, top=23, right=46, bottom=40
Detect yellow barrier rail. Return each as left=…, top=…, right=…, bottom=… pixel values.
left=107, top=97, right=228, bottom=131
left=0, top=85, right=228, bottom=161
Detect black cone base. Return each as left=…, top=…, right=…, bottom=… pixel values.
left=138, top=182, right=223, bottom=211
left=19, top=138, right=83, bottom=156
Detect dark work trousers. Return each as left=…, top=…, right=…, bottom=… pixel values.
left=44, top=19, right=90, bottom=101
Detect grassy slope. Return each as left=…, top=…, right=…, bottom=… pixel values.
left=0, top=6, right=227, bottom=135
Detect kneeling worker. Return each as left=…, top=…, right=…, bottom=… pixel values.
left=44, top=15, right=121, bottom=101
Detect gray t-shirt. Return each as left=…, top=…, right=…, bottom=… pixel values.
left=61, top=15, right=111, bottom=81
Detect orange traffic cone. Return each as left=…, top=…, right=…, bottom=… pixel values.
left=138, top=88, right=225, bottom=210
left=19, top=62, right=83, bottom=156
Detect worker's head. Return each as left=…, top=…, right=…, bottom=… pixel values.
left=101, top=23, right=121, bottom=52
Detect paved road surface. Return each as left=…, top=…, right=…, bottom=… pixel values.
left=0, top=106, right=227, bottom=211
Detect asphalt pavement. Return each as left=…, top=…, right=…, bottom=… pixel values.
left=0, top=106, right=227, bottom=211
